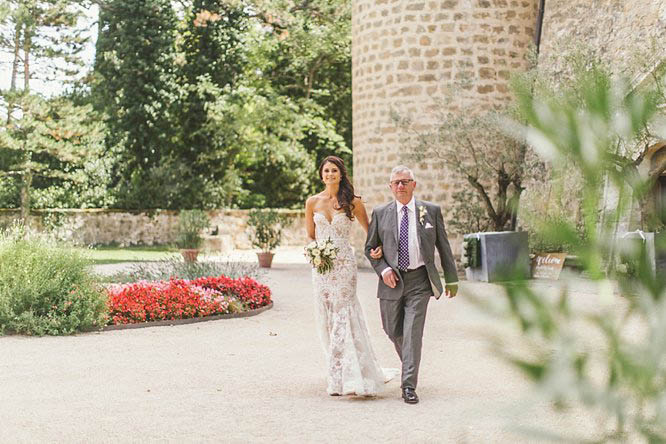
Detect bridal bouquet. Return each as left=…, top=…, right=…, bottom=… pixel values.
left=305, top=238, right=339, bottom=274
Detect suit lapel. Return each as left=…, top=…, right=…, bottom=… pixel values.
left=415, top=200, right=428, bottom=255
left=388, top=200, right=398, bottom=246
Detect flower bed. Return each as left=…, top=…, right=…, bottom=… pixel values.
left=106, top=276, right=271, bottom=325
left=188, top=276, right=272, bottom=310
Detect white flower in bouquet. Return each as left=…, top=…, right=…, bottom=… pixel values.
left=304, top=237, right=339, bottom=274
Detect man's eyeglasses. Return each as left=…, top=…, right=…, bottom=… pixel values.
left=390, top=179, right=414, bottom=187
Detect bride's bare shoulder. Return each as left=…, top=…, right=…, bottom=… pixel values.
left=307, top=192, right=327, bottom=203
left=306, top=194, right=325, bottom=209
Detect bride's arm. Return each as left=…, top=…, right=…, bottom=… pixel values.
left=354, top=198, right=383, bottom=259
left=305, top=197, right=316, bottom=241
left=353, top=197, right=370, bottom=234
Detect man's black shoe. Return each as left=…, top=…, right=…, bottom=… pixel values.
left=402, top=387, right=419, bottom=404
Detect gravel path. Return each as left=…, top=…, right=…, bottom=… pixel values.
left=0, top=254, right=609, bottom=443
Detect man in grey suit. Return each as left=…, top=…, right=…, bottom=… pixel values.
left=365, top=165, right=458, bottom=404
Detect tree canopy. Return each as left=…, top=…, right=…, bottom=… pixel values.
left=1, top=0, right=353, bottom=211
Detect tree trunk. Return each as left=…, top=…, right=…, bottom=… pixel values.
left=494, top=167, right=511, bottom=231
left=23, top=28, right=31, bottom=91
left=305, top=55, right=325, bottom=99
left=20, top=169, right=32, bottom=224
left=7, top=22, right=22, bottom=124
left=19, top=27, right=33, bottom=223
left=467, top=174, right=497, bottom=222
left=507, top=191, right=521, bottom=231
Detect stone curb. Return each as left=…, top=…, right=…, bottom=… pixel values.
left=93, top=302, right=274, bottom=333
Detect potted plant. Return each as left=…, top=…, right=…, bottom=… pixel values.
left=247, top=209, right=285, bottom=268
left=176, top=209, right=210, bottom=262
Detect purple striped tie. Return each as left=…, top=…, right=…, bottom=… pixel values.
left=398, top=206, right=410, bottom=271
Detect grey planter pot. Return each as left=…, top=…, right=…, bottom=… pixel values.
left=618, top=231, right=666, bottom=276
left=464, top=231, right=530, bottom=282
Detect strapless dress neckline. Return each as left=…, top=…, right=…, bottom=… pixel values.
left=314, top=211, right=347, bottom=224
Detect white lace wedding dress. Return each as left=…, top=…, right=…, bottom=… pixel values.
left=312, top=212, right=395, bottom=396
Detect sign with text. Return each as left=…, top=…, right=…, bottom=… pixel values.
left=531, top=253, right=567, bottom=279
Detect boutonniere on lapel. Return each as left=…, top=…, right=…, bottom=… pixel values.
left=418, top=205, right=427, bottom=225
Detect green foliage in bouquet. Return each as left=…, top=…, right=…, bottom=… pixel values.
left=304, top=238, right=338, bottom=274
left=176, top=210, right=210, bottom=249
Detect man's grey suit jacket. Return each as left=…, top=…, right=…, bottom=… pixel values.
left=364, top=200, right=458, bottom=300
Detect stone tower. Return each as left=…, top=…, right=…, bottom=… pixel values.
left=352, top=0, right=539, bottom=213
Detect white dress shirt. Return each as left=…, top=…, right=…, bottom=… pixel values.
left=381, top=197, right=425, bottom=276
left=396, top=198, right=425, bottom=269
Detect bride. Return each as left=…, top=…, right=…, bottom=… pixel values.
left=305, top=155, right=393, bottom=396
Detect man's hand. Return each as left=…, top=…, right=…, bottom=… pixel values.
left=382, top=270, right=399, bottom=288
left=444, top=284, right=458, bottom=298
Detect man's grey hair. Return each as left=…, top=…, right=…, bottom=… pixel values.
left=390, top=165, right=415, bottom=181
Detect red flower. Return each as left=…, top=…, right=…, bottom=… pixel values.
left=105, top=276, right=272, bottom=325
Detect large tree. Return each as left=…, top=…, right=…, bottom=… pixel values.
left=1, top=0, right=88, bottom=121
left=89, top=0, right=353, bottom=210
left=0, top=0, right=102, bottom=218
left=93, top=0, right=179, bottom=209
left=171, top=1, right=249, bottom=208
left=0, top=95, right=105, bottom=214
left=174, top=0, right=349, bottom=208
left=246, top=0, right=353, bottom=174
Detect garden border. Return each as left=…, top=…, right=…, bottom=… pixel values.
left=96, top=302, right=274, bottom=332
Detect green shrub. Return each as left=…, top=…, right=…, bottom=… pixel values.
left=461, top=236, right=481, bottom=268
left=527, top=215, right=586, bottom=253
left=0, top=235, right=107, bottom=335
left=519, top=168, right=586, bottom=253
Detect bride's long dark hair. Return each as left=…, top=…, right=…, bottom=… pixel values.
left=319, top=156, right=359, bottom=221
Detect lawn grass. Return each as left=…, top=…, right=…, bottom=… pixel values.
left=79, top=245, right=180, bottom=265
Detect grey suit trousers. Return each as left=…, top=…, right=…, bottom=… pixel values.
left=379, top=266, right=432, bottom=389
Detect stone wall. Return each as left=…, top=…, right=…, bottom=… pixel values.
left=537, top=0, right=666, bottom=233
left=352, top=0, right=539, bottom=213
left=539, top=0, right=666, bottom=83
left=0, top=209, right=308, bottom=252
